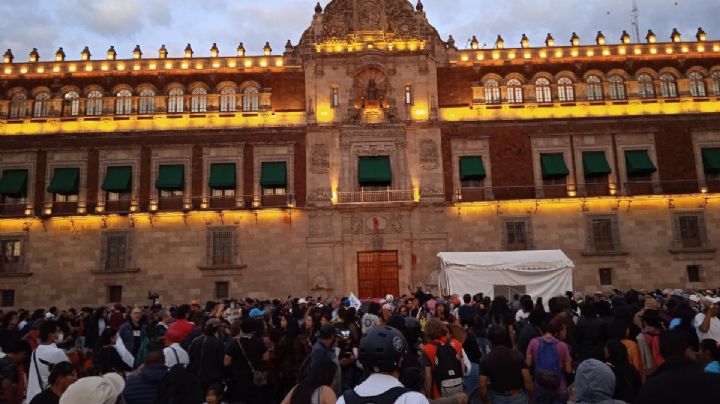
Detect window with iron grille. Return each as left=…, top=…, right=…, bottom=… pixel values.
left=216, top=281, right=229, bottom=299
left=107, top=285, right=122, bottom=304
left=0, top=238, right=23, bottom=274
left=331, top=87, right=340, bottom=108
left=672, top=212, right=710, bottom=250
left=207, top=227, right=236, bottom=266
left=585, top=215, right=620, bottom=254
left=599, top=268, right=613, bottom=285
left=1, top=290, right=14, bottom=307
left=687, top=265, right=701, bottom=283
left=501, top=217, right=532, bottom=251
left=100, top=231, right=132, bottom=270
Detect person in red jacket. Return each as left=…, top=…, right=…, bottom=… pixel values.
left=167, top=305, right=194, bottom=343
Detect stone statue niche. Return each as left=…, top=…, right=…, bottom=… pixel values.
left=353, top=67, right=389, bottom=109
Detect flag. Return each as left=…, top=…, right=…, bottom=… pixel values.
left=348, top=292, right=361, bottom=309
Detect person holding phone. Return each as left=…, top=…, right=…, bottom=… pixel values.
left=336, top=328, right=360, bottom=391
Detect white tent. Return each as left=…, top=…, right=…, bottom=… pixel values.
left=437, top=250, right=574, bottom=302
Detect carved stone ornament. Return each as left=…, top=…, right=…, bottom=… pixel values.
left=308, top=188, right=333, bottom=202
left=363, top=213, right=402, bottom=234
left=420, top=185, right=442, bottom=196
left=419, top=139, right=439, bottom=170
left=371, top=235, right=384, bottom=251
left=351, top=214, right=363, bottom=235
left=310, top=144, right=330, bottom=173
left=309, top=211, right=334, bottom=237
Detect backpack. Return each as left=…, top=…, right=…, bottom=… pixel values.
left=430, top=339, right=464, bottom=397
left=533, top=337, right=562, bottom=390
left=636, top=333, right=656, bottom=376
left=154, top=363, right=205, bottom=404
left=342, top=386, right=411, bottom=404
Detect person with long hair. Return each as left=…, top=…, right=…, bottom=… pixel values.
left=604, top=339, right=641, bottom=403
left=95, top=328, right=131, bottom=375
left=280, top=359, right=337, bottom=404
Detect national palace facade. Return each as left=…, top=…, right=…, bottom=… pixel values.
left=2, top=0, right=720, bottom=308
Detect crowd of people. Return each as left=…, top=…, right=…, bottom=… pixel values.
left=1, top=287, right=720, bottom=404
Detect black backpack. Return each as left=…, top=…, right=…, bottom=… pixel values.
left=431, top=339, right=464, bottom=397
left=342, top=386, right=411, bottom=404
left=154, top=364, right=205, bottom=404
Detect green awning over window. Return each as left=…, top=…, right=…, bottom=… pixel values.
left=260, top=162, right=287, bottom=188
left=540, top=153, right=569, bottom=178
left=0, top=169, right=28, bottom=197
left=582, top=151, right=612, bottom=176
left=358, top=156, right=392, bottom=186
left=209, top=163, right=236, bottom=189
left=459, top=156, right=486, bottom=181
left=47, top=167, right=79, bottom=195
left=101, top=166, right=132, bottom=193
left=702, top=148, right=720, bottom=172
left=625, top=150, right=657, bottom=175
left=155, top=165, right=184, bottom=191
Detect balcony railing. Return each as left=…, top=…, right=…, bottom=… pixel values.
left=337, top=189, right=414, bottom=204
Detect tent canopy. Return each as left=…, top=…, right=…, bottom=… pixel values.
left=437, top=250, right=574, bottom=303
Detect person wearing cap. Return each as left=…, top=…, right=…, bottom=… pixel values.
left=59, top=372, right=124, bottom=404
left=29, top=361, right=76, bottom=404
left=163, top=330, right=189, bottom=368
left=167, top=304, right=194, bottom=344
left=695, top=297, right=720, bottom=343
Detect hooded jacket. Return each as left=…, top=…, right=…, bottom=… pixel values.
left=123, top=364, right=168, bottom=404
left=575, top=359, right=627, bottom=404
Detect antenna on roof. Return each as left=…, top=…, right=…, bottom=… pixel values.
left=631, top=0, right=641, bottom=43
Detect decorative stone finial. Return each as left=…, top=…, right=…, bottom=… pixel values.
left=595, top=31, right=606, bottom=45
left=620, top=30, right=631, bottom=44
left=107, top=46, right=117, bottom=60
left=237, top=42, right=246, bottom=57
left=314, top=2, right=322, bottom=13
left=470, top=36, right=479, bottom=50
left=447, top=35, right=456, bottom=49
left=264, top=42, right=272, bottom=55
left=159, top=44, right=168, bottom=59
left=81, top=46, right=91, bottom=61
left=646, top=29, right=656, bottom=43
left=184, top=43, right=193, bottom=58
left=570, top=32, right=580, bottom=46
left=3, top=49, right=13, bottom=64
left=545, top=33, right=555, bottom=47
left=671, top=28, right=681, bottom=43
left=210, top=43, right=219, bottom=57
left=285, top=40, right=293, bottom=52
left=133, top=45, right=142, bottom=59
left=696, top=27, right=707, bottom=42
left=55, top=47, right=65, bottom=61
left=520, top=34, right=529, bottom=48
left=495, top=35, right=504, bottom=49
left=29, top=48, right=39, bottom=62
left=416, top=0, right=424, bottom=12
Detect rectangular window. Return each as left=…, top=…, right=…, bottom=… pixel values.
left=331, top=87, right=340, bottom=108
left=0, top=238, right=22, bottom=274
left=208, top=228, right=235, bottom=266
left=1, top=290, right=15, bottom=307
left=215, top=281, right=229, bottom=299
left=687, top=265, right=701, bottom=283
left=211, top=189, right=235, bottom=197
left=501, top=218, right=532, bottom=251
left=105, top=233, right=128, bottom=270
left=679, top=215, right=702, bottom=248
left=107, top=285, right=122, bottom=304
left=592, top=218, right=614, bottom=251
left=404, top=85, right=413, bottom=105
left=599, top=268, right=613, bottom=285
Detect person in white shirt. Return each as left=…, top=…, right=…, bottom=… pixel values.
left=695, top=298, right=720, bottom=343
left=337, top=326, right=429, bottom=404
left=163, top=336, right=190, bottom=368
left=26, top=320, right=69, bottom=402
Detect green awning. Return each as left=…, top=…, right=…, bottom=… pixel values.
left=358, top=156, right=392, bottom=186
left=101, top=166, right=132, bottom=193
left=47, top=167, right=79, bottom=195
left=702, top=148, right=720, bottom=173
left=155, top=165, right=184, bottom=191
left=0, top=169, right=28, bottom=197
left=625, top=150, right=657, bottom=175
left=209, top=163, right=236, bottom=189
left=459, top=156, right=486, bottom=181
left=582, top=151, right=612, bottom=176
left=260, top=162, right=287, bottom=188
left=540, top=153, right=569, bottom=178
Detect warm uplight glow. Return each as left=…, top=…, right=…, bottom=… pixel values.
left=259, top=59, right=268, bottom=67
left=602, top=49, right=610, bottom=56
left=275, top=59, right=283, bottom=67
left=650, top=47, right=657, bottom=54
left=68, top=64, right=76, bottom=72
left=3, top=67, right=11, bottom=74
left=586, top=50, right=594, bottom=57
left=508, top=52, right=516, bottom=59
left=492, top=52, right=500, bottom=60
left=665, top=47, right=673, bottom=54
left=524, top=52, right=532, bottom=59
left=698, top=45, right=705, bottom=52
left=181, top=62, right=189, bottom=69
left=244, top=60, right=252, bottom=68
left=212, top=61, right=220, bottom=68
left=36, top=66, right=44, bottom=73
left=148, top=63, right=157, bottom=70
left=571, top=50, right=579, bottom=57
left=101, top=64, right=109, bottom=71
left=538, top=50, right=547, bottom=58
left=460, top=54, right=469, bottom=62
left=165, top=62, right=173, bottom=69
left=85, top=64, right=93, bottom=71
left=634, top=47, right=642, bottom=55
left=117, top=63, right=125, bottom=71
left=19, top=67, right=27, bottom=74
left=554, top=49, right=563, bottom=57
left=195, top=63, right=204, bottom=69
left=133, top=64, right=141, bottom=71
left=228, top=60, right=236, bottom=68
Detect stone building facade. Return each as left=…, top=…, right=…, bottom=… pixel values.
left=1, top=0, right=720, bottom=308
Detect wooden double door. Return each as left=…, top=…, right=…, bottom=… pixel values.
left=357, top=251, right=399, bottom=299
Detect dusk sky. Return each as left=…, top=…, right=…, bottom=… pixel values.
left=1, top=0, right=719, bottom=61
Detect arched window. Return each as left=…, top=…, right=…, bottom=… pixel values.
left=168, top=88, right=184, bottom=113
left=242, top=86, right=259, bottom=112
left=220, top=87, right=237, bottom=112
left=115, top=89, right=132, bottom=115
left=191, top=88, right=207, bottom=113
left=608, top=76, right=626, bottom=100
left=535, top=78, right=552, bottom=103
left=9, top=93, right=27, bottom=119
left=64, top=91, right=80, bottom=116
left=689, top=72, right=707, bottom=97
left=557, top=77, right=575, bottom=102
left=483, top=79, right=500, bottom=104
left=506, top=79, right=523, bottom=104
left=586, top=75, right=603, bottom=101
left=139, top=88, right=155, bottom=114
left=33, top=92, right=51, bottom=118
left=659, top=73, right=678, bottom=98
left=712, top=72, right=720, bottom=96
left=86, top=90, right=103, bottom=116
left=637, top=74, right=655, bottom=99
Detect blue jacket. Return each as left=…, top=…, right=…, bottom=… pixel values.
left=123, top=364, right=168, bottom=404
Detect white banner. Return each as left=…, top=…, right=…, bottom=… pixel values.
left=348, top=292, right=362, bottom=309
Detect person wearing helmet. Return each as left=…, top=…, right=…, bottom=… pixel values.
left=338, top=326, right=429, bottom=404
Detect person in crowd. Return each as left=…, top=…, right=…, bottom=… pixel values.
left=188, top=320, right=225, bottom=391
left=514, top=297, right=534, bottom=327
left=280, top=359, right=337, bottom=404
left=225, top=316, right=269, bottom=404
left=0, top=340, right=30, bottom=404
left=573, top=358, right=627, bottom=404
left=168, top=304, right=195, bottom=344
left=575, top=302, right=608, bottom=361
left=341, top=307, right=361, bottom=346
left=636, top=309, right=664, bottom=376
left=58, top=372, right=125, bottom=404
left=95, top=328, right=131, bottom=375
left=0, top=311, right=20, bottom=354
left=485, top=296, right=516, bottom=348
left=117, top=307, right=150, bottom=368
left=308, top=324, right=341, bottom=395
left=700, top=338, right=720, bottom=374
left=83, top=307, right=107, bottom=350
left=479, top=326, right=533, bottom=404
left=421, top=318, right=465, bottom=400
left=123, top=346, right=169, bottom=404
left=517, top=309, right=544, bottom=358
left=29, top=361, right=76, bottom=404
left=604, top=339, right=641, bottom=403
left=435, top=301, right=457, bottom=325
left=108, top=303, right=125, bottom=331
left=695, top=298, right=720, bottom=343
left=525, top=318, right=573, bottom=404
left=276, top=313, right=309, bottom=400
left=203, top=383, right=227, bottom=404
left=26, top=320, right=70, bottom=403
left=361, top=302, right=381, bottom=335
left=607, top=319, right=643, bottom=379
left=635, top=329, right=720, bottom=404
left=163, top=332, right=190, bottom=368
left=154, top=309, right=171, bottom=341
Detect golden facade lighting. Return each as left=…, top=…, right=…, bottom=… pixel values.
left=275, top=58, right=283, bottom=67
left=81, top=46, right=91, bottom=61
left=84, top=63, right=93, bottom=72
left=570, top=32, right=580, bottom=46
left=595, top=31, right=606, bottom=45
left=210, top=42, right=219, bottom=57
left=116, top=62, right=125, bottom=71
left=101, top=63, right=109, bottom=71
left=52, top=65, right=60, bottom=72
left=3, top=49, right=13, bottom=63
left=264, top=42, right=272, bottom=55
left=621, top=30, right=631, bottom=44
left=495, top=35, right=504, bottom=49
left=159, top=44, right=168, bottom=59
left=696, top=27, right=707, bottom=42
left=646, top=29, right=657, bottom=43
left=19, top=66, right=27, bottom=74
left=520, top=34, right=529, bottom=48
left=470, top=35, right=479, bottom=49
left=237, top=42, right=245, bottom=57
left=29, top=48, right=39, bottom=62
left=133, top=64, right=141, bottom=71
left=55, top=47, right=65, bottom=62
left=227, top=60, right=236, bottom=68
left=133, top=45, right=142, bottom=59
left=545, top=33, right=555, bottom=47
left=671, top=28, right=681, bottom=43
left=184, top=43, right=193, bottom=58
left=36, top=66, right=44, bottom=73
left=68, top=64, right=76, bottom=72
left=460, top=53, right=469, bottom=61
left=107, top=46, right=117, bottom=60
left=244, top=59, right=252, bottom=68
left=164, top=61, right=172, bottom=69
left=259, top=59, right=268, bottom=67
